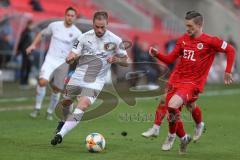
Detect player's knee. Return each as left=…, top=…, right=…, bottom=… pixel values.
left=77, top=101, right=91, bottom=111
left=38, top=79, right=48, bottom=87
left=77, top=104, right=89, bottom=111
left=77, top=97, right=91, bottom=111
left=62, top=99, right=73, bottom=107
left=186, top=102, right=196, bottom=112
left=52, top=85, right=61, bottom=93
left=168, top=100, right=178, bottom=109
left=168, top=95, right=183, bottom=109
left=167, top=107, right=180, bottom=124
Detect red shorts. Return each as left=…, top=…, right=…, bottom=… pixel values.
left=166, top=83, right=199, bottom=105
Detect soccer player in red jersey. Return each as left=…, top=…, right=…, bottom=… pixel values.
left=149, top=11, right=235, bottom=154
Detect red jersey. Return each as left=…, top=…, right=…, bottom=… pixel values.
left=157, top=33, right=235, bottom=92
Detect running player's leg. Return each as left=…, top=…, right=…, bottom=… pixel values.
left=162, top=91, right=182, bottom=151
left=51, top=86, right=100, bottom=146
left=46, top=63, right=69, bottom=120
left=29, top=79, right=47, bottom=118
left=54, top=84, right=76, bottom=133
left=167, top=93, right=191, bottom=154
left=51, top=96, right=90, bottom=146
left=30, top=60, right=56, bottom=118
left=187, top=102, right=205, bottom=142
left=142, top=100, right=167, bottom=138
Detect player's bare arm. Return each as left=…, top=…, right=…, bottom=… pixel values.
left=148, top=46, right=179, bottom=64
left=223, top=48, right=235, bottom=85
left=149, top=46, right=158, bottom=57
left=65, top=51, right=78, bottom=64
left=224, top=72, right=233, bottom=85
left=107, top=55, right=128, bottom=67
left=26, top=32, right=43, bottom=55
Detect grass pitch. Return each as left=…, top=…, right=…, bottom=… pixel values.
left=0, top=82, right=240, bottom=160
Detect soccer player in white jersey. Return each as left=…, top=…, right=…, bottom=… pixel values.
left=26, top=7, right=82, bottom=120
left=51, top=11, right=128, bottom=145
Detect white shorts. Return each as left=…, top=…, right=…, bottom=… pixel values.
left=64, top=85, right=100, bottom=104
left=39, top=58, right=61, bottom=81
left=39, top=58, right=69, bottom=90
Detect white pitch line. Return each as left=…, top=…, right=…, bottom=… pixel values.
left=0, top=97, right=30, bottom=103
left=0, top=106, right=32, bottom=112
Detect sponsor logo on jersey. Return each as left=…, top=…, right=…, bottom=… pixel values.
left=73, top=40, right=79, bottom=49
left=197, top=43, right=203, bottom=50
left=104, top=42, right=117, bottom=51
left=69, top=33, right=73, bottom=38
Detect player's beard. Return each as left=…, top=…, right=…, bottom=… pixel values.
left=65, top=20, right=73, bottom=27
left=95, top=31, right=105, bottom=38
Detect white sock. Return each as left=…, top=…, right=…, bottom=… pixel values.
left=181, top=134, right=188, bottom=141
left=58, top=108, right=84, bottom=137
left=47, top=92, right=61, bottom=114
left=197, top=122, right=204, bottom=128
left=153, top=124, right=160, bottom=130
left=35, top=85, right=46, bottom=110
left=168, top=132, right=176, bottom=137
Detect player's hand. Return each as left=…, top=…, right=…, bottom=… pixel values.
left=26, top=45, right=36, bottom=55
left=149, top=47, right=158, bottom=57
left=107, top=56, right=119, bottom=64
left=224, top=72, right=233, bottom=85
left=66, top=52, right=77, bottom=64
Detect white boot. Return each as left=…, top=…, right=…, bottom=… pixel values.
left=179, top=134, right=192, bottom=154
left=161, top=133, right=176, bottom=151
left=193, top=122, right=205, bottom=142
left=141, top=127, right=159, bottom=138
left=29, top=109, right=40, bottom=118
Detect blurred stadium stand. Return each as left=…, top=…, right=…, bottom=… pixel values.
left=0, top=0, right=239, bottom=85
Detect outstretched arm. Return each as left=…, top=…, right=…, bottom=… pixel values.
left=149, top=47, right=179, bottom=64
left=26, top=23, right=53, bottom=55
left=223, top=44, right=235, bottom=85
left=149, top=38, right=182, bottom=64
left=212, top=37, right=236, bottom=85
left=107, top=55, right=128, bottom=67
left=26, top=32, right=43, bottom=54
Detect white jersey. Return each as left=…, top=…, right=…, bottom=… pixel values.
left=41, top=21, right=82, bottom=66
left=69, top=29, right=127, bottom=90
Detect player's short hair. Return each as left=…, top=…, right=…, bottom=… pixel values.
left=93, top=11, right=108, bottom=22
left=65, top=6, right=77, bottom=15
left=185, top=11, right=203, bottom=25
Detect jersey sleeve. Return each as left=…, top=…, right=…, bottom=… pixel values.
left=71, top=34, right=84, bottom=55
left=76, top=29, right=82, bottom=38
left=156, top=38, right=182, bottom=64
left=41, top=23, right=53, bottom=36
left=211, top=36, right=236, bottom=73
left=114, top=38, right=127, bottom=57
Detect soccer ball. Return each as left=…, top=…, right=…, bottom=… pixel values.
left=85, top=133, right=106, bottom=153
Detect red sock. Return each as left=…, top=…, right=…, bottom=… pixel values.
left=154, top=104, right=167, bottom=126
left=168, top=108, right=180, bottom=134
left=192, top=105, right=202, bottom=125
left=176, top=120, right=186, bottom=138
left=169, top=120, right=178, bottom=134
